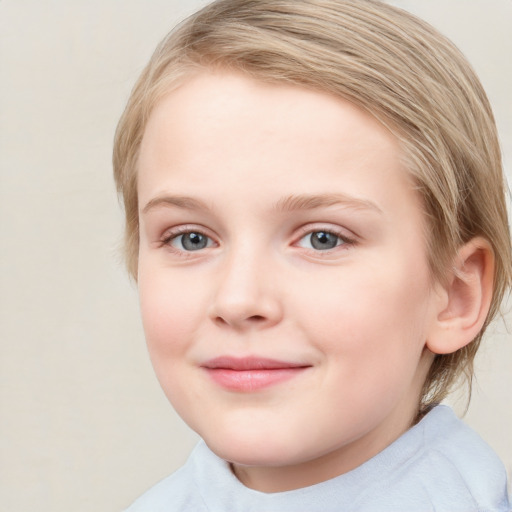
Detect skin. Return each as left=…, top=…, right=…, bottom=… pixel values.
left=136, top=70, right=445, bottom=493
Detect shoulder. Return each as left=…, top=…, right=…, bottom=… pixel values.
left=123, top=443, right=210, bottom=512
left=355, top=405, right=510, bottom=511
left=403, top=405, right=510, bottom=512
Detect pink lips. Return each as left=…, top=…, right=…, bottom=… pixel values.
left=201, top=356, right=310, bottom=392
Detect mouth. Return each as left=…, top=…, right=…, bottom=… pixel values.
left=201, top=356, right=311, bottom=392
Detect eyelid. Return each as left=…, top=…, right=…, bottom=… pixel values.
left=294, top=223, right=357, bottom=242
left=156, top=222, right=357, bottom=256
left=160, top=224, right=219, bottom=251
left=292, top=224, right=358, bottom=253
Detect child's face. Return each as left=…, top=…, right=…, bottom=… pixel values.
left=137, top=71, right=440, bottom=491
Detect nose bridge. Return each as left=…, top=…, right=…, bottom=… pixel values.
left=210, top=238, right=281, bottom=329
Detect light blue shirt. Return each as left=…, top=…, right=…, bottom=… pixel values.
left=125, top=405, right=510, bottom=511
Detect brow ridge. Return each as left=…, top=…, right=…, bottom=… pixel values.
left=142, top=192, right=382, bottom=215
left=273, top=193, right=382, bottom=213
left=142, top=195, right=209, bottom=214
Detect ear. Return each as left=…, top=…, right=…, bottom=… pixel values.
left=426, top=237, right=495, bottom=355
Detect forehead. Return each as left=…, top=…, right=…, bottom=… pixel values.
left=138, top=70, right=419, bottom=221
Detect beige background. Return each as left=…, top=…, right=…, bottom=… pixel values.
left=0, top=1, right=510, bottom=510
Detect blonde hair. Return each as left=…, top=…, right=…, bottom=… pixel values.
left=113, top=0, right=512, bottom=410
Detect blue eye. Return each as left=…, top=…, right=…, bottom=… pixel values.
left=298, top=231, right=344, bottom=251
left=170, top=232, right=213, bottom=251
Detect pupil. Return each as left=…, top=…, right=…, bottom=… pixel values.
left=182, top=232, right=207, bottom=251
left=311, top=231, right=338, bottom=250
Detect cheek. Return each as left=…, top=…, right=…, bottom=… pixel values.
left=137, top=267, right=205, bottom=411
left=296, top=260, right=432, bottom=375
left=138, top=265, right=200, bottom=359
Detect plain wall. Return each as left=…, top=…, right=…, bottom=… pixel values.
left=0, top=1, right=510, bottom=510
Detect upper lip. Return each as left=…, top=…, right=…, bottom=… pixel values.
left=201, top=356, right=310, bottom=371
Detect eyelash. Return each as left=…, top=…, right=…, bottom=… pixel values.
left=160, top=225, right=217, bottom=253
left=294, top=226, right=357, bottom=254
left=159, top=225, right=357, bottom=256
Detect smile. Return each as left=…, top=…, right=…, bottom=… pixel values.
left=201, top=356, right=311, bottom=392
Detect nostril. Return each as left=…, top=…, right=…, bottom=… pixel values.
left=248, top=315, right=266, bottom=322
left=213, top=314, right=267, bottom=328
left=214, top=316, right=228, bottom=327
left=209, top=294, right=283, bottom=329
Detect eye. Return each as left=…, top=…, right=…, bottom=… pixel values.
left=168, top=231, right=214, bottom=251
left=297, top=230, right=345, bottom=251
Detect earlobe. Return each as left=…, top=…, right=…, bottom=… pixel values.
left=426, top=238, right=495, bottom=355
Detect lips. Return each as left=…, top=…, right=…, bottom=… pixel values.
left=201, top=356, right=311, bottom=391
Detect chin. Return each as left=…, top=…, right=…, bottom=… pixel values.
left=201, top=428, right=302, bottom=467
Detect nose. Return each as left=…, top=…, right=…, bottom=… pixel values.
left=208, top=248, right=283, bottom=331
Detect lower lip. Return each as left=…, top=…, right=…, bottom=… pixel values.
left=204, top=367, right=308, bottom=392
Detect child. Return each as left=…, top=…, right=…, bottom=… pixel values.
left=113, top=1, right=512, bottom=510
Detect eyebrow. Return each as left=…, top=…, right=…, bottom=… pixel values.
left=142, top=195, right=210, bottom=214
left=142, top=193, right=382, bottom=215
left=273, top=193, right=382, bottom=214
